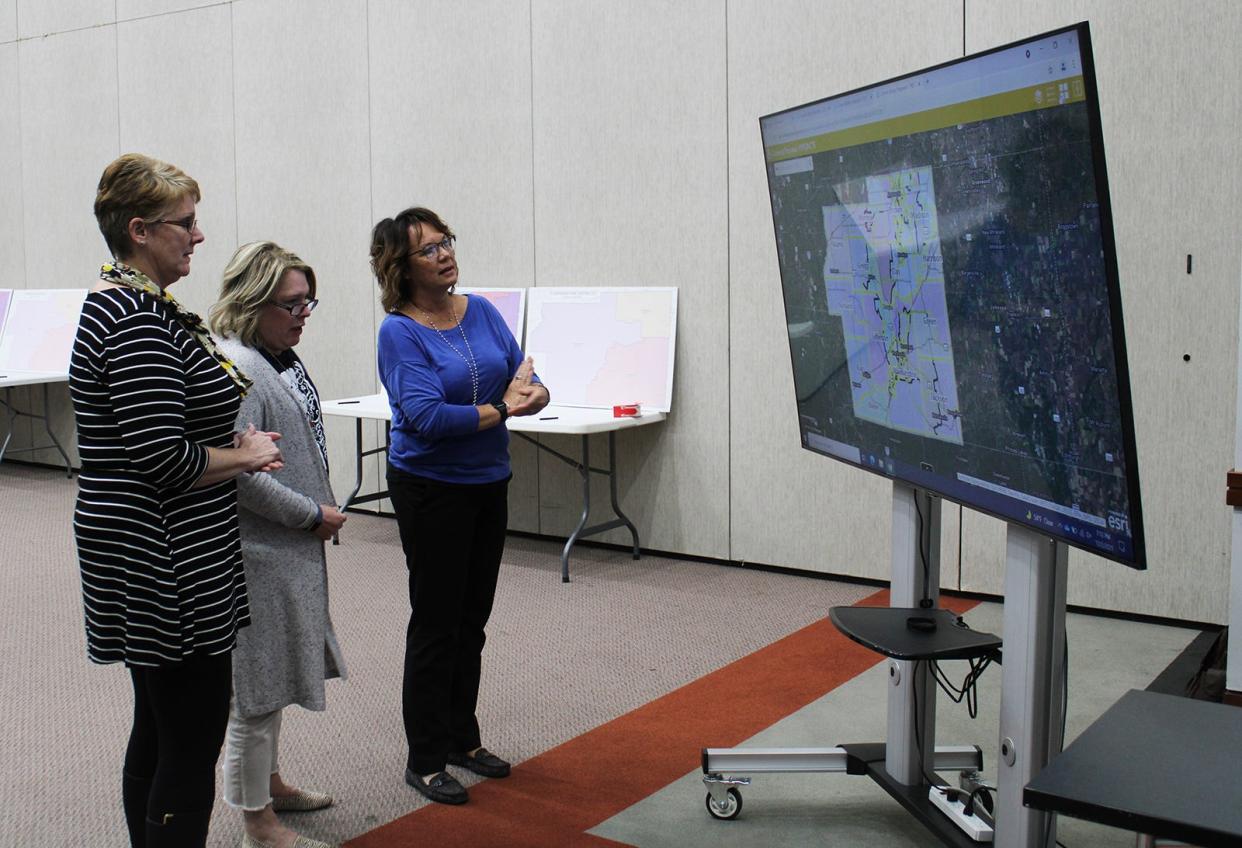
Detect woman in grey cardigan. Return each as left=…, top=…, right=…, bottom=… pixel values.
left=209, top=242, right=347, bottom=848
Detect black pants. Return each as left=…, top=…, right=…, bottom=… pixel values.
left=123, top=651, right=232, bottom=847
left=387, top=465, right=509, bottom=775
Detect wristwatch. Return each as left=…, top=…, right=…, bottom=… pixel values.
left=492, top=401, right=509, bottom=422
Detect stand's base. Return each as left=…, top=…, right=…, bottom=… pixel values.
left=701, top=742, right=988, bottom=847
left=839, top=744, right=991, bottom=848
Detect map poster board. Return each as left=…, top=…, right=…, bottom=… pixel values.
left=524, top=287, right=677, bottom=413
left=457, top=287, right=527, bottom=345
left=0, top=289, right=89, bottom=373
left=0, top=289, right=11, bottom=342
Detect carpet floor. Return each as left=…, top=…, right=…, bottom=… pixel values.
left=0, top=462, right=1201, bottom=847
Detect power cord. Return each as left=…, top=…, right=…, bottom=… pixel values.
left=913, top=492, right=933, bottom=609
left=929, top=655, right=993, bottom=718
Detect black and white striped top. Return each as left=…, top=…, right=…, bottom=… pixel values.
left=69, top=287, right=250, bottom=667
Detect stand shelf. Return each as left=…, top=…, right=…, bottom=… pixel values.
left=829, top=606, right=1001, bottom=662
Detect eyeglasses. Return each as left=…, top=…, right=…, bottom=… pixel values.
left=270, top=298, right=319, bottom=318
left=409, top=235, right=456, bottom=261
left=149, top=215, right=199, bottom=235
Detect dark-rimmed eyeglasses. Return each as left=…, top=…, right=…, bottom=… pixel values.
left=149, top=216, right=199, bottom=235
left=270, top=298, right=319, bottom=318
left=409, top=235, right=456, bottom=261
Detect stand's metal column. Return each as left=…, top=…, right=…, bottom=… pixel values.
left=886, top=482, right=941, bottom=785
left=996, top=526, right=1067, bottom=848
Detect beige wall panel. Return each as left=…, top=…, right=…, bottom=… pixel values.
left=117, top=0, right=220, bottom=20
left=17, top=0, right=111, bottom=38
left=20, top=26, right=118, bottom=290
left=367, top=0, right=538, bottom=528
left=506, top=435, right=539, bottom=532
left=0, top=42, right=23, bottom=285
left=727, top=0, right=964, bottom=579
left=16, top=26, right=117, bottom=465
left=961, top=1, right=1242, bottom=621
left=0, top=1, right=16, bottom=43
left=0, top=41, right=31, bottom=459
left=959, top=506, right=1007, bottom=596
left=530, top=0, right=729, bottom=558
left=232, top=0, right=375, bottom=504
left=367, top=0, right=533, bottom=282
left=117, top=5, right=235, bottom=319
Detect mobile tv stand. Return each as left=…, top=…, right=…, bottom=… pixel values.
left=701, top=482, right=1068, bottom=848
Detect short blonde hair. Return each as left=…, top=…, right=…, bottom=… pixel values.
left=94, top=153, right=201, bottom=259
left=209, top=241, right=317, bottom=347
left=370, top=207, right=455, bottom=313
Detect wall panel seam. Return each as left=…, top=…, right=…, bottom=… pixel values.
left=528, top=0, right=541, bottom=534
left=724, top=0, right=732, bottom=563
left=228, top=0, right=238, bottom=247
left=15, top=27, right=27, bottom=287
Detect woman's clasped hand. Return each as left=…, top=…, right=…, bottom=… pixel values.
left=233, top=423, right=283, bottom=472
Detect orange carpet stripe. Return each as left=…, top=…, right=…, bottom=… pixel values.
left=347, top=588, right=981, bottom=848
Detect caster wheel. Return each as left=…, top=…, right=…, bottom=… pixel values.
left=705, top=787, right=742, bottom=820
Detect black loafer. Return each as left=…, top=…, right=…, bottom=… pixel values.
left=447, top=747, right=511, bottom=778
left=404, top=768, right=468, bottom=805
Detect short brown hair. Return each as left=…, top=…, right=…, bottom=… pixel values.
left=370, top=207, right=455, bottom=313
left=94, top=154, right=201, bottom=259
left=209, top=241, right=317, bottom=347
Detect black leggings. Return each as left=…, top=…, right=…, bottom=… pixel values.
left=124, top=651, right=232, bottom=846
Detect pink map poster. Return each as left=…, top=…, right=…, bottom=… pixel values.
left=459, top=287, right=526, bottom=344
left=0, top=290, right=11, bottom=339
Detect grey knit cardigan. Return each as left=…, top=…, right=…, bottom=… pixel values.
left=217, top=336, right=346, bottom=718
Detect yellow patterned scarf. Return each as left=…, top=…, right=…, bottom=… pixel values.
left=100, top=261, right=252, bottom=398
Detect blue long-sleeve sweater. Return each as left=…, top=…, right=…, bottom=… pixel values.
left=377, top=295, right=531, bottom=484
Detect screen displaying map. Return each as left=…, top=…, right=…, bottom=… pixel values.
left=525, top=287, right=677, bottom=412
left=761, top=24, right=1144, bottom=568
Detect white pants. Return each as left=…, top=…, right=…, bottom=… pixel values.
left=221, top=703, right=283, bottom=811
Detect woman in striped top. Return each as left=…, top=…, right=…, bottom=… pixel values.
left=70, top=153, right=283, bottom=848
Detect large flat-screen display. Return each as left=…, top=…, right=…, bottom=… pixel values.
left=761, top=23, right=1145, bottom=568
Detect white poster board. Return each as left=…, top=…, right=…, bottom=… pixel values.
left=524, top=287, right=677, bottom=413
left=0, top=288, right=89, bottom=373
left=458, top=287, right=527, bottom=345
left=0, top=289, right=12, bottom=342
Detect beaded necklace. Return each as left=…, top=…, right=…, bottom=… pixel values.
left=413, top=297, right=479, bottom=405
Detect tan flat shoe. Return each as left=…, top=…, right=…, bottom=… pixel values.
left=271, top=788, right=333, bottom=812
left=240, top=832, right=337, bottom=848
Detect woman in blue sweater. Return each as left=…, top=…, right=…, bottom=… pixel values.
left=371, top=207, right=548, bottom=805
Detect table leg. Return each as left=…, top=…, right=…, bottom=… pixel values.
left=0, top=387, right=17, bottom=464
left=561, top=434, right=593, bottom=583
left=0, top=384, right=72, bottom=476
left=607, top=430, right=640, bottom=559
left=334, top=418, right=365, bottom=546
left=515, top=429, right=644, bottom=583
left=39, top=383, right=73, bottom=477
left=341, top=418, right=365, bottom=510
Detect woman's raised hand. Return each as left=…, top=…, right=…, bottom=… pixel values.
left=503, top=357, right=550, bottom=417
left=512, top=356, right=534, bottom=386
